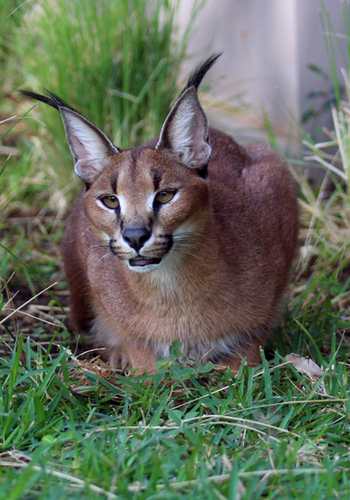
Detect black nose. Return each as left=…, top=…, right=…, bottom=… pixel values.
left=122, top=226, right=151, bottom=251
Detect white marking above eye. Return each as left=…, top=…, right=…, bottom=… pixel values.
left=117, top=194, right=127, bottom=215
left=147, top=193, right=155, bottom=210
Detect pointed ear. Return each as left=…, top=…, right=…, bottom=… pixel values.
left=20, top=90, right=119, bottom=183
left=156, top=87, right=211, bottom=169
left=59, top=107, right=119, bottom=183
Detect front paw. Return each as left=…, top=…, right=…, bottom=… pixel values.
left=216, top=346, right=262, bottom=374
left=108, top=343, right=156, bottom=375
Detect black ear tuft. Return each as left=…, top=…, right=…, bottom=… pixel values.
left=20, top=89, right=78, bottom=113
left=156, top=54, right=221, bottom=169
left=20, top=89, right=60, bottom=110
left=44, top=90, right=78, bottom=112
left=186, top=53, right=222, bottom=90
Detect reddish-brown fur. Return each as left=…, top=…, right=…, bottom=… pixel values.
left=23, top=57, right=298, bottom=373
left=62, top=129, right=298, bottom=372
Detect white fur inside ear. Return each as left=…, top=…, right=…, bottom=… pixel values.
left=169, top=99, right=211, bottom=167
left=157, top=87, right=211, bottom=168
left=58, top=107, right=118, bottom=183
left=169, top=100, right=196, bottom=152
left=74, top=158, right=109, bottom=183
left=62, top=109, right=115, bottom=162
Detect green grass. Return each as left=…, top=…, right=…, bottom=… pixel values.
left=0, top=0, right=23, bottom=97
left=0, top=309, right=349, bottom=498
left=1, top=1, right=350, bottom=498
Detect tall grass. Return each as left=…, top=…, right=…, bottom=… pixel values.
left=15, top=0, right=195, bottom=193
left=285, top=3, right=350, bottom=280
left=297, top=71, right=350, bottom=287
left=0, top=0, right=24, bottom=99
left=0, top=0, right=23, bottom=63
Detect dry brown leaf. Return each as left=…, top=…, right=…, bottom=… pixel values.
left=286, top=353, right=323, bottom=380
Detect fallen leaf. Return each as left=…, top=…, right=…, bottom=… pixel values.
left=286, top=353, right=323, bottom=380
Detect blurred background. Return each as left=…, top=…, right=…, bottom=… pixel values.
left=0, top=3, right=350, bottom=494
left=178, top=0, right=348, bottom=149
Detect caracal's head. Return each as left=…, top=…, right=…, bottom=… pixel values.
left=22, top=55, right=221, bottom=272
left=83, top=147, right=209, bottom=272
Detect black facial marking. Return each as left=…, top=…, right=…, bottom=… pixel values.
left=165, top=234, right=173, bottom=253
left=111, top=173, right=118, bottom=193
left=153, top=199, right=161, bottom=214
left=152, top=168, right=162, bottom=191
left=109, top=239, right=117, bottom=255
left=155, top=234, right=173, bottom=253
left=197, top=164, right=208, bottom=179
left=129, top=151, right=138, bottom=183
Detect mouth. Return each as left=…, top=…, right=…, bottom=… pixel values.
left=128, top=256, right=162, bottom=267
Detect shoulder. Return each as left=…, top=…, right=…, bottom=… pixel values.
left=242, top=144, right=296, bottom=195
left=208, top=134, right=297, bottom=211
left=209, top=128, right=248, bottom=164
left=207, top=128, right=249, bottom=184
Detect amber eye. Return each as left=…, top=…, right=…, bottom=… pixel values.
left=99, top=195, right=119, bottom=210
left=155, top=190, right=176, bottom=205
